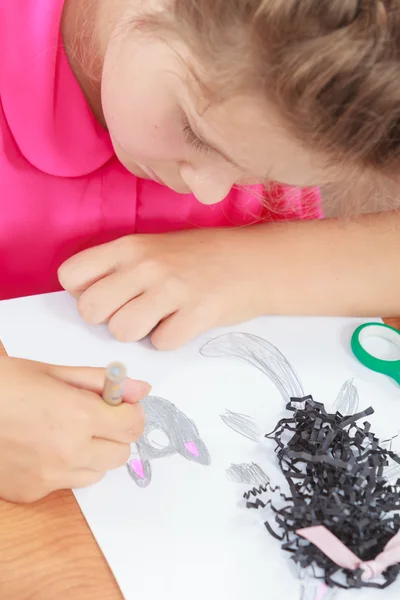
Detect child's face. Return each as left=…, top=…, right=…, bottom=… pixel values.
left=101, top=30, right=336, bottom=204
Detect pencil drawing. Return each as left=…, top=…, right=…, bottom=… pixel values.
left=299, top=568, right=321, bottom=600
left=299, top=572, right=337, bottom=600
left=220, top=410, right=261, bottom=442
left=200, top=332, right=367, bottom=599
left=127, top=396, right=211, bottom=487
left=200, top=332, right=304, bottom=404
left=226, top=463, right=269, bottom=486
left=383, top=459, right=400, bottom=484
left=333, top=379, right=359, bottom=415
left=380, top=432, right=400, bottom=483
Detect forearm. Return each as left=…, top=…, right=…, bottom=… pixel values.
left=244, top=211, right=400, bottom=317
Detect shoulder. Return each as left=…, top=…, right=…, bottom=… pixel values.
left=0, top=0, right=113, bottom=177
left=0, top=1, right=63, bottom=76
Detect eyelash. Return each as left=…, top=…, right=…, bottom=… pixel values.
left=182, top=120, right=210, bottom=154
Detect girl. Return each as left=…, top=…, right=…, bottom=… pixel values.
left=0, top=0, right=399, bottom=502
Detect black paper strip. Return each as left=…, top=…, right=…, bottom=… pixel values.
left=245, top=396, right=400, bottom=589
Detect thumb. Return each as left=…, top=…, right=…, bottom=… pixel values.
left=47, top=364, right=151, bottom=404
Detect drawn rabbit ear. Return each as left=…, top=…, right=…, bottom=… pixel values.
left=126, top=444, right=152, bottom=488
left=177, top=436, right=211, bottom=466
left=200, top=333, right=304, bottom=404
left=333, top=379, right=359, bottom=416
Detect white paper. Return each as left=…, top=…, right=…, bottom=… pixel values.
left=0, top=291, right=399, bottom=600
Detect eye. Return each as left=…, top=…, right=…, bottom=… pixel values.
left=146, top=428, right=170, bottom=450
left=182, top=118, right=210, bottom=154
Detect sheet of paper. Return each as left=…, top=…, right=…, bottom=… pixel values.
left=0, top=292, right=399, bottom=600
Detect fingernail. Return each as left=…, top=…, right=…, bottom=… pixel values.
left=139, top=381, right=152, bottom=396
left=124, top=379, right=152, bottom=400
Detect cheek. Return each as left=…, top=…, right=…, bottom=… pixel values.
left=102, top=75, right=184, bottom=162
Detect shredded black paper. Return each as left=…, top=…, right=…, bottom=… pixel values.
left=244, top=396, right=400, bottom=589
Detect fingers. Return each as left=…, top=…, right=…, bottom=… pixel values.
left=49, top=364, right=151, bottom=404
left=120, top=378, right=151, bottom=405
left=58, top=237, right=137, bottom=296
left=48, top=364, right=147, bottom=442
left=44, top=440, right=132, bottom=496
left=87, top=439, right=131, bottom=471
left=91, top=401, right=146, bottom=444
left=77, top=268, right=145, bottom=325
left=151, top=304, right=218, bottom=350
left=108, top=291, right=177, bottom=342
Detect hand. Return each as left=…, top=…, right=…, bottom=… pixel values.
left=0, top=356, right=149, bottom=503
left=58, top=228, right=261, bottom=350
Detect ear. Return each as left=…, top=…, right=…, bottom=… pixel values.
left=178, top=436, right=211, bottom=466
left=126, top=455, right=152, bottom=488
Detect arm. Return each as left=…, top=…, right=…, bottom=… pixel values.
left=245, top=211, right=400, bottom=317
left=58, top=209, right=400, bottom=350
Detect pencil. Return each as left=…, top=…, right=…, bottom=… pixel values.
left=102, top=362, right=127, bottom=406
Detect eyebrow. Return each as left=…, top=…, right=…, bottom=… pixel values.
left=186, top=113, right=241, bottom=170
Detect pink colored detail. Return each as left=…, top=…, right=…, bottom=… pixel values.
left=184, top=442, right=199, bottom=457
left=297, top=525, right=400, bottom=581
left=129, top=459, right=145, bottom=479
left=315, top=583, right=329, bottom=600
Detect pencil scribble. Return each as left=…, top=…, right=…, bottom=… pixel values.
left=383, top=460, right=400, bottom=484
left=127, top=396, right=211, bottom=488
left=220, top=410, right=261, bottom=442
left=226, top=463, right=269, bottom=486
left=200, top=332, right=373, bottom=599
left=299, top=570, right=337, bottom=600
left=333, top=379, right=359, bottom=416
left=200, top=332, right=304, bottom=404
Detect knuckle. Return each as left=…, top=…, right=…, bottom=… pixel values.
left=191, top=299, right=216, bottom=321
left=162, top=274, right=186, bottom=299
left=71, top=405, right=92, bottom=431
left=141, top=258, right=164, bottom=280
left=52, top=427, right=85, bottom=469
left=115, top=235, right=136, bottom=254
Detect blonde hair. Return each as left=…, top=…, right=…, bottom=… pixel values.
left=139, top=0, right=400, bottom=207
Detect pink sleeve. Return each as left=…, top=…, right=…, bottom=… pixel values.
left=259, top=183, right=323, bottom=222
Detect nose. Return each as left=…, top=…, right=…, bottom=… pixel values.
left=179, top=162, right=237, bottom=205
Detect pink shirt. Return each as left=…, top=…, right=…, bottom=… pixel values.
left=0, top=0, right=321, bottom=301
